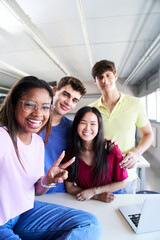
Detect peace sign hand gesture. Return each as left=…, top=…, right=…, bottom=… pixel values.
left=42, top=151, right=75, bottom=187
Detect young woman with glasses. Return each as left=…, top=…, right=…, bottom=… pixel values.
left=0, top=76, right=102, bottom=240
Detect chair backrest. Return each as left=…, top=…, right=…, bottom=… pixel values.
left=136, top=190, right=160, bottom=194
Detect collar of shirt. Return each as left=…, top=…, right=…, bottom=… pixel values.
left=97, top=92, right=125, bottom=109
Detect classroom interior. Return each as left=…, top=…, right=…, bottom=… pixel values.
left=0, top=1, right=160, bottom=193
left=0, top=0, right=160, bottom=191
left=1, top=1, right=160, bottom=239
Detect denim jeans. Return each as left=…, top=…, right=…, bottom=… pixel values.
left=113, top=189, right=125, bottom=194
left=124, top=179, right=138, bottom=194
left=0, top=200, right=102, bottom=240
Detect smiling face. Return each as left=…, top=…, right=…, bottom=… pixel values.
left=77, top=111, right=99, bottom=143
left=52, top=84, right=81, bottom=116
left=95, top=70, right=117, bottom=93
left=14, top=88, right=52, bottom=141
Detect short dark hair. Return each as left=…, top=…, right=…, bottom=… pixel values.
left=57, top=76, right=86, bottom=96
left=92, top=60, right=116, bottom=79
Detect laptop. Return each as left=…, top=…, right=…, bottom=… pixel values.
left=118, top=196, right=160, bottom=234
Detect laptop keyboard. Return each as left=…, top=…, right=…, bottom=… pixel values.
left=128, top=214, right=141, bottom=227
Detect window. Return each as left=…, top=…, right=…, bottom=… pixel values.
left=137, top=69, right=160, bottom=123
left=142, top=89, right=160, bottom=122
left=147, top=92, right=156, bottom=120
left=157, top=90, right=160, bottom=122
left=140, top=96, right=146, bottom=109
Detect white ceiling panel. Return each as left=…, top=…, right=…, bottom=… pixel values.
left=82, top=0, right=148, bottom=17
left=16, top=0, right=79, bottom=23
left=0, top=0, right=160, bottom=91
left=0, top=30, right=40, bottom=53
left=38, top=21, right=84, bottom=46
left=0, top=72, right=17, bottom=89
left=2, top=51, right=64, bottom=80
left=52, top=45, right=91, bottom=76
left=91, top=42, right=129, bottom=66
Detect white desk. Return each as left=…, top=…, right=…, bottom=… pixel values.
left=137, top=155, right=150, bottom=190
left=35, top=193, right=160, bottom=240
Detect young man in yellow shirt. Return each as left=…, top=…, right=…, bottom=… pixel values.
left=90, top=60, right=153, bottom=193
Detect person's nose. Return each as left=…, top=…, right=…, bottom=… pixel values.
left=102, top=75, right=108, bottom=83
left=33, top=105, right=43, bottom=115
left=65, top=97, right=72, bottom=106
left=85, top=123, right=90, bottom=130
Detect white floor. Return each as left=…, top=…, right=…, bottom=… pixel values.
left=142, top=151, right=160, bottom=193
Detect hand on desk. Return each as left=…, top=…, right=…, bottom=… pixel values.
left=94, top=192, right=115, bottom=203
left=76, top=189, right=95, bottom=201
left=76, top=189, right=115, bottom=203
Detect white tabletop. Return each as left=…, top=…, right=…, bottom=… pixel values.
left=136, top=155, right=150, bottom=168
left=35, top=193, right=160, bottom=240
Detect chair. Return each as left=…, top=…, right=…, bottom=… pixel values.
left=136, top=190, right=160, bottom=194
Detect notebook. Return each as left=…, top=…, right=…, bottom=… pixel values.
left=118, top=196, right=160, bottom=234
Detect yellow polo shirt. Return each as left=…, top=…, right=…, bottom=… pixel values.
left=89, top=93, right=149, bottom=181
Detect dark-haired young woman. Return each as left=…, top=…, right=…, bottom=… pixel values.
left=65, top=106, right=128, bottom=203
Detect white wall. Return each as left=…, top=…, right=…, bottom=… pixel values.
left=147, top=122, right=160, bottom=163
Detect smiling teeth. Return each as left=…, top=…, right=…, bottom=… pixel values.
left=29, top=119, right=41, bottom=124
left=83, top=132, right=92, bottom=135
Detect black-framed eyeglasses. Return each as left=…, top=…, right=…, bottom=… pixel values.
left=21, top=100, right=52, bottom=113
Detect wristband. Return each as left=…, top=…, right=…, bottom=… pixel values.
left=41, top=178, right=56, bottom=188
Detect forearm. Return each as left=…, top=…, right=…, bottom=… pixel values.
left=134, top=132, right=153, bottom=156
left=93, top=180, right=126, bottom=195
left=133, top=123, right=153, bottom=156
left=120, top=124, right=154, bottom=169
left=35, top=177, right=56, bottom=196
left=65, top=181, right=84, bottom=196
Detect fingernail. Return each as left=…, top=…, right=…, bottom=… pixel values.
left=58, top=179, right=63, bottom=183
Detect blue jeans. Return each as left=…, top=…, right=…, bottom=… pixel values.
left=113, top=189, right=125, bottom=194
left=124, top=179, right=138, bottom=194
left=0, top=200, right=102, bottom=240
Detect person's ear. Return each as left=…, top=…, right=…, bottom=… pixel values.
left=94, top=78, right=97, bottom=84
left=114, top=73, right=118, bottom=81
left=52, top=86, right=57, bottom=96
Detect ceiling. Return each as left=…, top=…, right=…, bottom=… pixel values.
left=0, top=0, right=160, bottom=94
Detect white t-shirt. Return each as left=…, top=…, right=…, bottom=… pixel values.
left=0, top=127, right=44, bottom=225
